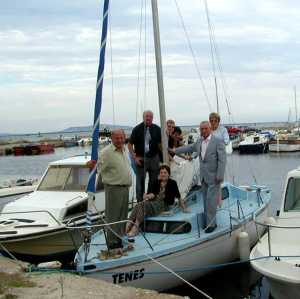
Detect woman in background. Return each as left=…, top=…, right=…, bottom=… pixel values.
left=209, top=112, right=230, bottom=145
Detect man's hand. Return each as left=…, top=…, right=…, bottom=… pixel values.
left=86, top=160, right=97, bottom=169
left=168, top=148, right=175, bottom=155
left=134, top=156, right=143, bottom=166
left=215, top=178, right=223, bottom=185
left=143, top=193, right=155, bottom=201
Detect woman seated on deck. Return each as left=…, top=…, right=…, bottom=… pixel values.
left=126, top=164, right=186, bottom=237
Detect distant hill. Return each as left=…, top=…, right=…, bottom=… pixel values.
left=0, top=133, right=10, bottom=137
left=61, top=124, right=132, bottom=133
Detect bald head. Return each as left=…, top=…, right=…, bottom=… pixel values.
left=111, top=129, right=125, bottom=149
left=143, top=110, right=154, bottom=127
left=199, top=121, right=211, bottom=139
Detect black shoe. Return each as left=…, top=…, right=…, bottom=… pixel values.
left=205, top=225, right=217, bottom=234
left=109, top=242, right=123, bottom=250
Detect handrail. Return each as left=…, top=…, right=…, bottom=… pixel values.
left=237, top=200, right=245, bottom=220
left=66, top=219, right=154, bottom=254
left=255, top=220, right=300, bottom=229
left=255, top=220, right=300, bottom=257
left=0, top=210, right=61, bottom=226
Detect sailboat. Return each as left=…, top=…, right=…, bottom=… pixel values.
left=269, top=87, right=300, bottom=152
left=74, top=0, right=272, bottom=292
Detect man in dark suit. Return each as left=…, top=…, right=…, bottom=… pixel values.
left=173, top=121, right=226, bottom=233
left=128, top=110, right=162, bottom=202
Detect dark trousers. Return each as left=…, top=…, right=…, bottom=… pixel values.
left=136, top=154, right=160, bottom=202
left=104, top=184, right=129, bottom=249
left=201, top=180, right=220, bottom=228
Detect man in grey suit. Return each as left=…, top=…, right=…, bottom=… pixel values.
left=172, top=121, right=226, bottom=233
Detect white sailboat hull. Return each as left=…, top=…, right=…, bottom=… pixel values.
left=79, top=207, right=268, bottom=291
left=269, top=143, right=300, bottom=152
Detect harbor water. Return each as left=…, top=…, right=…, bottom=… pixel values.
left=0, top=146, right=298, bottom=298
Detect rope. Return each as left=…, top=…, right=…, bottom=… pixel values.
left=143, top=251, right=213, bottom=299
left=0, top=242, right=25, bottom=269
left=173, top=0, right=212, bottom=112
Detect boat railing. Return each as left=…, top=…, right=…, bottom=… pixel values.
left=254, top=220, right=300, bottom=257
left=66, top=219, right=154, bottom=262
left=0, top=210, right=61, bottom=226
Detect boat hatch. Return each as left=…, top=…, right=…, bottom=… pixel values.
left=284, top=177, right=300, bottom=211
left=64, top=200, right=88, bottom=219
left=141, top=220, right=192, bottom=234
left=38, top=165, right=90, bottom=192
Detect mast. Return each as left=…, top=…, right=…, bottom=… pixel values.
left=86, top=0, right=110, bottom=226
left=151, top=0, right=168, bottom=164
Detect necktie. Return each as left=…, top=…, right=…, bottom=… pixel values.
left=145, top=127, right=151, bottom=154
left=201, top=138, right=208, bottom=159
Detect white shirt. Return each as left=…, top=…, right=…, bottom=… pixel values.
left=201, top=134, right=211, bottom=160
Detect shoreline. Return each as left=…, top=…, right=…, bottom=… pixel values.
left=0, top=256, right=187, bottom=299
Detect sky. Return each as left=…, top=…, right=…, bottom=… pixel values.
left=1, top=0, right=300, bottom=133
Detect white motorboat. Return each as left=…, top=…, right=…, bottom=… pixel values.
left=269, top=134, right=300, bottom=152
left=0, top=154, right=108, bottom=264
left=99, top=136, right=111, bottom=145
left=0, top=179, right=38, bottom=200
left=239, top=134, right=269, bottom=154
left=77, top=137, right=92, bottom=146
left=230, top=133, right=242, bottom=150
left=75, top=183, right=271, bottom=291
left=250, top=167, right=300, bottom=299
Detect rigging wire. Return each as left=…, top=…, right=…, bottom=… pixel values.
left=108, top=8, right=116, bottom=125
left=202, top=0, right=240, bottom=183
left=203, top=0, right=219, bottom=113
left=173, top=0, right=212, bottom=112
left=203, top=0, right=233, bottom=122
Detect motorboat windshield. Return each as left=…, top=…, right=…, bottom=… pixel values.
left=284, top=177, right=300, bottom=212
left=38, top=165, right=90, bottom=192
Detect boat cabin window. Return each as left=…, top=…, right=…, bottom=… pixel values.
left=64, top=200, right=88, bottom=219
left=253, top=136, right=260, bottom=143
left=38, top=165, right=90, bottom=191
left=142, top=220, right=191, bottom=234
left=284, top=177, right=300, bottom=212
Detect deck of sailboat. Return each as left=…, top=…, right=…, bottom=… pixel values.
left=76, top=184, right=271, bottom=272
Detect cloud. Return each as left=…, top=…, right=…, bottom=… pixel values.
left=1, top=0, right=300, bottom=133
